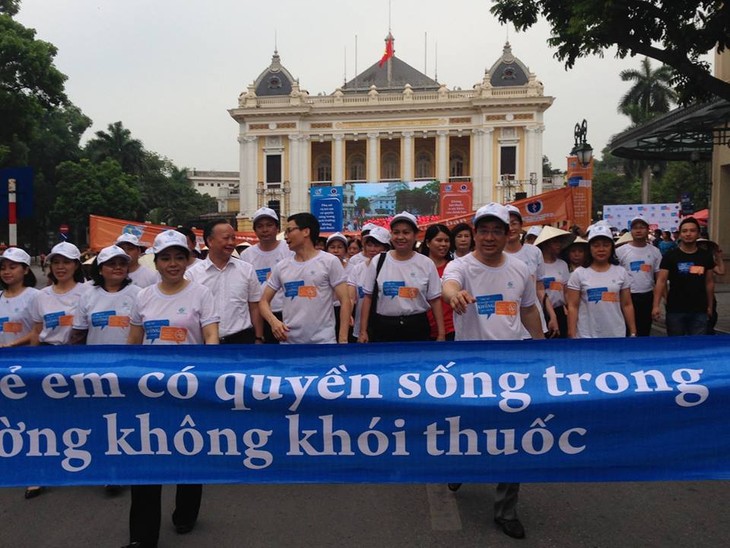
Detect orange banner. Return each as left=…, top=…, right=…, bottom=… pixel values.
left=507, top=187, right=574, bottom=228
left=89, top=215, right=258, bottom=251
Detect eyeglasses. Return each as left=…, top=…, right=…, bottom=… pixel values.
left=476, top=228, right=506, bottom=236
left=284, top=227, right=301, bottom=235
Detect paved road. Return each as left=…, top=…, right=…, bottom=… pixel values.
left=2, top=480, right=729, bottom=547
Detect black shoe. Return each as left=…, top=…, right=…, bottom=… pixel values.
left=105, top=484, right=123, bottom=496
left=447, top=483, right=462, bottom=492
left=175, top=522, right=196, bottom=535
left=495, top=517, right=525, bottom=539
left=24, top=486, right=44, bottom=499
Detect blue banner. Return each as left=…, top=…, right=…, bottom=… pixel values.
left=1, top=337, right=729, bottom=487
left=310, top=186, right=343, bottom=232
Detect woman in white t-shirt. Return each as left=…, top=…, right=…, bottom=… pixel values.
left=126, top=229, right=219, bottom=548
left=535, top=227, right=574, bottom=338
left=358, top=212, right=445, bottom=343
left=0, top=248, right=40, bottom=348
left=72, top=245, right=140, bottom=346
left=326, top=232, right=352, bottom=339
left=566, top=226, right=637, bottom=339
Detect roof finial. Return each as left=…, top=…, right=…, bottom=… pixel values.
left=274, top=30, right=278, bottom=54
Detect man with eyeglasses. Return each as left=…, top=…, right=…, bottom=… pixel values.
left=442, top=202, right=544, bottom=540
left=259, top=212, right=352, bottom=344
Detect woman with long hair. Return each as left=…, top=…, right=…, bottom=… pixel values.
left=566, top=225, right=636, bottom=338
left=358, top=212, right=444, bottom=343
left=421, top=224, right=456, bottom=340
left=0, top=248, right=39, bottom=349
left=126, top=230, right=219, bottom=548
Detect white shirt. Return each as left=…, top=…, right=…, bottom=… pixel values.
left=266, top=251, right=347, bottom=344
left=442, top=253, right=537, bottom=341
left=186, top=256, right=262, bottom=337
left=348, top=252, right=366, bottom=267
left=240, top=242, right=293, bottom=313
left=130, top=281, right=219, bottom=345
left=567, top=265, right=631, bottom=338
left=0, top=287, right=40, bottom=345
left=74, top=283, right=141, bottom=344
left=616, top=243, right=662, bottom=294
left=506, top=244, right=548, bottom=335
left=128, top=265, right=158, bottom=288
left=542, top=258, right=571, bottom=308
left=361, top=252, right=441, bottom=316
left=30, top=283, right=90, bottom=345
left=348, top=260, right=369, bottom=336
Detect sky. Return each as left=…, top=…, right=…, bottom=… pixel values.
left=15, top=0, right=675, bottom=173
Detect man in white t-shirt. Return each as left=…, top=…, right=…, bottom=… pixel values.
left=442, top=202, right=544, bottom=541
left=616, top=216, right=662, bottom=336
left=240, top=207, right=294, bottom=343
left=115, top=233, right=158, bottom=288
left=259, top=212, right=351, bottom=344
left=187, top=219, right=263, bottom=344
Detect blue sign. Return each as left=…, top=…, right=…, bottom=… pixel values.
left=1, top=337, right=729, bottom=487
left=310, top=186, right=343, bottom=232
left=0, top=167, right=34, bottom=219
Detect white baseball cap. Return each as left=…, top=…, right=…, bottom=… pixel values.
left=505, top=204, right=522, bottom=220
left=115, top=233, right=143, bottom=247
left=390, top=211, right=418, bottom=229
left=630, top=216, right=649, bottom=227
left=0, top=247, right=31, bottom=266
left=326, top=232, right=348, bottom=247
left=97, top=245, right=130, bottom=265
left=473, top=202, right=510, bottom=226
left=526, top=225, right=543, bottom=238
left=152, top=230, right=190, bottom=255
left=361, top=222, right=378, bottom=234
left=46, top=242, right=81, bottom=262
left=365, top=226, right=391, bottom=246
left=253, top=207, right=279, bottom=225
left=588, top=224, right=614, bottom=242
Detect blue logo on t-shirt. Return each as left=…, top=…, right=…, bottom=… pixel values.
left=476, top=294, right=503, bottom=318
left=677, top=262, right=694, bottom=275
left=0, top=316, right=8, bottom=332
left=91, top=310, right=116, bottom=329
left=382, top=281, right=406, bottom=298
left=284, top=280, right=304, bottom=299
left=143, top=319, right=170, bottom=342
left=44, top=311, right=66, bottom=329
left=629, top=260, right=644, bottom=272
left=587, top=287, right=609, bottom=303
left=255, top=268, right=271, bottom=284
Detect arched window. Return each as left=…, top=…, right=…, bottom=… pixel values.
left=449, top=152, right=464, bottom=178
left=415, top=151, right=433, bottom=179
left=348, top=153, right=365, bottom=181
left=316, top=154, right=332, bottom=182
left=381, top=151, right=399, bottom=180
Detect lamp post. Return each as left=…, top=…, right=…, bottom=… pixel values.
left=571, top=119, right=593, bottom=167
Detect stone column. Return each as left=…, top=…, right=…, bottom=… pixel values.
left=367, top=132, right=379, bottom=183
left=533, top=125, right=545, bottom=194
left=471, top=129, right=484, bottom=207
left=294, top=135, right=310, bottom=213
left=333, top=134, right=345, bottom=185
left=288, top=134, right=300, bottom=218
left=402, top=131, right=414, bottom=182
left=437, top=130, right=449, bottom=183
left=237, top=133, right=259, bottom=230
left=482, top=128, right=494, bottom=203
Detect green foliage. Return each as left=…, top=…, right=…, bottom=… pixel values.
left=0, top=0, right=20, bottom=16
left=395, top=181, right=440, bottom=215
left=618, top=58, right=677, bottom=125
left=651, top=161, right=710, bottom=210
left=52, top=159, right=142, bottom=243
left=490, top=0, right=730, bottom=103
left=355, top=196, right=371, bottom=214
left=85, top=121, right=145, bottom=175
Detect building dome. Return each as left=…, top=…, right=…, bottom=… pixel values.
left=487, top=41, right=530, bottom=87
left=253, top=50, right=297, bottom=96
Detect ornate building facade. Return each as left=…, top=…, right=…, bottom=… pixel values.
left=229, top=37, right=554, bottom=230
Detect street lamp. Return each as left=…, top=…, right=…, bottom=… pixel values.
left=529, top=172, right=538, bottom=196
left=571, top=119, right=593, bottom=167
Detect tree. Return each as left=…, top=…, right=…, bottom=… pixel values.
left=651, top=161, right=710, bottom=210
left=490, top=0, right=730, bottom=103
left=355, top=196, right=371, bottom=215
left=618, top=58, right=677, bottom=125
left=85, top=121, right=145, bottom=175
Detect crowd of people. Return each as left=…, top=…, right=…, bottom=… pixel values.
left=0, top=204, right=723, bottom=546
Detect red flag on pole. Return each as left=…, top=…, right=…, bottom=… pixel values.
left=379, top=34, right=394, bottom=67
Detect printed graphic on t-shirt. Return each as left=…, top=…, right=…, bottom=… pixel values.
left=678, top=262, right=704, bottom=275
left=543, top=277, right=563, bottom=291
left=587, top=287, right=618, bottom=303
left=382, top=281, right=405, bottom=298
left=475, top=294, right=517, bottom=318
left=160, top=326, right=188, bottom=343
left=630, top=260, right=651, bottom=272
left=255, top=268, right=271, bottom=284
left=0, top=318, right=22, bottom=333
left=91, top=310, right=130, bottom=329
left=143, top=319, right=170, bottom=342
left=44, top=311, right=73, bottom=328
left=283, top=280, right=317, bottom=299
left=398, top=286, right=419, bottom=299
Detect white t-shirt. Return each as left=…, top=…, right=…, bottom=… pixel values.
left=30, top=283, right=90, bottom=345
left=348, top=252, right=366, bottom=268
left=348, top=260, right=369, bottom=336
left=361, top=252, right=441, bottom=317
left=130, top=281, right=219, bottom=345
left=616, top=243, right=662, bottom=294
left=542, top=258, right=571, bottom=308
left=442, top=253, right=537, bottom=341
left=506, top=244, right=547, bottom=334
left=186, top=256, right=262, bottom=337
left=333, top=260, right=351, bottom=306
left=128, top=265, right=158, bottom=288
left=266, top=251, right=347, bottom=344
left=0, top=287, right=40, bottom=345
left=566, top=265, right=631, bottom=338
left=74, top=283, right=141, bottom=345
left=240, top=242, right=293, bottom=313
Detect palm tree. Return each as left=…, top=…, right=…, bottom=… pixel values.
left=618, top=58, right=677, bottom=125
left=85, top=121, right=145, bottom=174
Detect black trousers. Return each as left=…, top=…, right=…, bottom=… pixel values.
left=630, top=291, right=654, bottom=337
left=129, top=483, right=202, bottom=547
left=219, top=327, right=255, bottom=344
left=371, top=312, right=430, bottom=342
